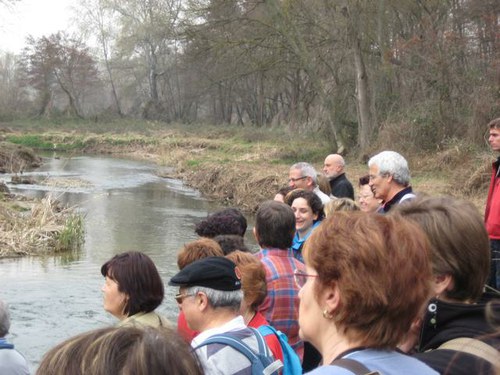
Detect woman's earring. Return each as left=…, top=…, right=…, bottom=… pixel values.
left=322, top=309, right=334, bottom=319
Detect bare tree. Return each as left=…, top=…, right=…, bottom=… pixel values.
left=21, top=33, right=100, bottom=118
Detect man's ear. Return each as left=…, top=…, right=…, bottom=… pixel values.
left=195, top=292, right=209, bottom=312
left=306, top=176, right=314, bottom=188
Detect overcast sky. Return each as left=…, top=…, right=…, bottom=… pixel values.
left=0, top=0, right=78, bottom=53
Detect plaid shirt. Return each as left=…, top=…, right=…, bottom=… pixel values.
left=255, top=248, right=305, bottom=360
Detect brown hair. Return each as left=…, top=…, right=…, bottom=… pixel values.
left=255, top=201, right=295, bottom=249
left=303, top=212, right=432, bottom=349
left=37, top=326, right=203, bottom=375
left=358, top=175, right=370, bottom=186
left=213, top=234, right=250, bottom=255
left=284, top=189, right=325, bottom=221
left=226, top=250, right=267, bottom=311
left=101, top=252, right=164, bottom=317
left=177, top=238, right=224, bottom=270
left=317, top=174, right=332, bottom=196
left=488, top=117, right=500, bottom=130
left=391, top=195, right=490, bottom=302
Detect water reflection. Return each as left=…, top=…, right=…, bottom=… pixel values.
left=0, top=155, right=252, bottom=371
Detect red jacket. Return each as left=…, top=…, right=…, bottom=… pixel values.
left=485, top=158, right=500, bottom=239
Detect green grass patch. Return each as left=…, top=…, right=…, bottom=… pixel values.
left=55, top=214, right=84, bottom=252
left=6, top=135, right=54, bottom=149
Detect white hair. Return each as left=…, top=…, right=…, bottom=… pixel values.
left=368, top=151, right=411, bottom=186
left=290, top=162, right=318, bottom=185
left=185, top=286, right=243, bottom=311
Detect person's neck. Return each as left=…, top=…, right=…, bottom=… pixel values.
left=200, top=310, right=240, bottom=331
left=242, top=308, right=256, bottom=325
left=320, top=332, right=364, bottom=365
left=298, top=225, right=314, bottom=239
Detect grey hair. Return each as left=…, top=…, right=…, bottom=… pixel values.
left=185, top=286, right=243, bottom=312
left=0, top=300, right=11, bottom=337
left=368, top=151, right=411, bottom=186
left=290, top=162, right=318, bottom=185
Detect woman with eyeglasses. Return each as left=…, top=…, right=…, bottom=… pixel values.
left=295, top=212, right=438, bottom=375
left=101, top=251, right=171, bottom=328
left=284, top=189, right=325, bottom=263
left=358, top=175, right=382, bottom=213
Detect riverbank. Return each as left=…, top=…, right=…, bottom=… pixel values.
left=0, top=142, right=84, bottom=257
left=0, top=120, right=492, bottom=212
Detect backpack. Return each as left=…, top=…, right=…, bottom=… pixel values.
left=257, top=325, right=302, bottom=375
left=195, top=327, right=283, bottom=375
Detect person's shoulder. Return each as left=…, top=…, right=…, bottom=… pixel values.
left=0, top=348, right=30, bottom=374
left=414, top=348, right=496, bottom=375
left=305, top=365, right=355, bottom=375
left=121, top=311, right=171, bottom=328
left=347, top=350, right=439, bottom=375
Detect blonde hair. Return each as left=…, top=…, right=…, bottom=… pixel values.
left=324, top=198, right=360, bottom=217
left=37, top=326, right=203, bottom=375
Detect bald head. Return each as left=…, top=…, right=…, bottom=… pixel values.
left=323, top=154, right=345, bottom=179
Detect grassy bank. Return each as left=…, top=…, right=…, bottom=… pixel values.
left=0, top=119, right=492, bottom=212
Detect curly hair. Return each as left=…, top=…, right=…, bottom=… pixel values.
left=284, top=189, right=325, bottom=221
left=195, top=208, right=247, bottom=238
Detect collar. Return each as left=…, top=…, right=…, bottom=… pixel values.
left=330, top=173, right=346, bottom=182
left=191, top=315, right=246, bottom=348
left=0, top=338, right=14, bottom=350
left=382, top=186, right=413, bottom=213
left=258, top=247, right=295, bottom=257
left=418, top=295, right=497, bottom=351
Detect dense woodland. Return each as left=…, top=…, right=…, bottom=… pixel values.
left=0, top=0, right=499, bottom=153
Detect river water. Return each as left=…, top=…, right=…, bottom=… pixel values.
left=0, top=155, right=254, bottom=371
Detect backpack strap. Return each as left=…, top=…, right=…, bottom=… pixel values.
left=257, top=325, right=279, bottom=339
left=330, top=358, right=380, bottom=375
left=437, top=338, right=500, bottom=369
left=194, top=329, right=283, bottom=375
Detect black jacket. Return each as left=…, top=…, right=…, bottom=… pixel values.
left=329, top=173, right=354, bottom=200
left=413, top=295, right=500, bottom=375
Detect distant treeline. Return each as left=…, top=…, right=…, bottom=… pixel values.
left=0, top=0, right=498, bottom=152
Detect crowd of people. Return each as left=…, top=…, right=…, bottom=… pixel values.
left=2, top=119, right=500, bottom=375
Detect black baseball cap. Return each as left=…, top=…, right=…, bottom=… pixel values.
left=168, top=257, right=241, bottom=291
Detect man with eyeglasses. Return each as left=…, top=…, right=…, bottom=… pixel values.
left=169, top=256, right=278, bottom=375
left=289, top=162, right=331, bottom=204
left=485, top=117, right=500, bottom=290
left=368, top=150, right=415, bottom=213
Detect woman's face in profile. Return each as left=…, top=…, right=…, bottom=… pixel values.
left=358, top=184, right=381, bottom=213
left=102, top=274, right=128, bottom=320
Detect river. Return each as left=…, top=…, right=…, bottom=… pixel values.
left=0, top=154, right=256, bottom=371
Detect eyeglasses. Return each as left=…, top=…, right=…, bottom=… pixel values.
left=174, top=292, right=194, bottom=304
left=288, top=176, right=308, bottom=183
left=293, top=269, right=318, bottom=288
